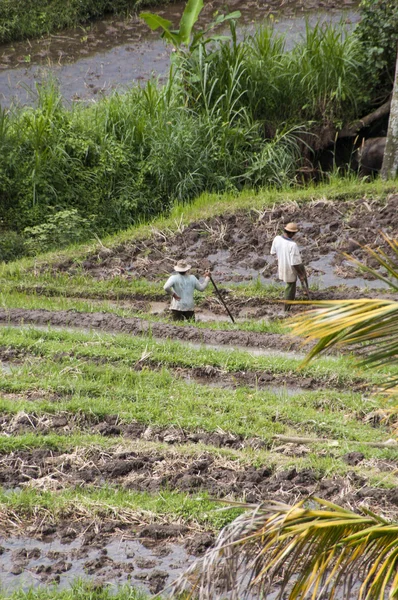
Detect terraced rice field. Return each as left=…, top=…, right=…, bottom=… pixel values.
left=0, top=184, right=397, bottom=599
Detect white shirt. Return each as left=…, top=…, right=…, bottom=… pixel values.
left=270, top=235, right=302, bottom=283
left=164, top=273, right=210, bottom=311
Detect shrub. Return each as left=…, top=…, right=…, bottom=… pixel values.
left=354, top=0, right=398, bottom=101
left=0, top=230, right=26, bottom=262
left=23, top=209, right=93, bottom=255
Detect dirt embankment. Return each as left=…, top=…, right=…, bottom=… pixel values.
left=0, top=307, right=305, bottom=350
left=54, top=195, right=398, bottom=287
left=1, top=444, right=398, bottom=515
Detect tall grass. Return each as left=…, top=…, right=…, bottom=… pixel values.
left=0, top=0, right=163, bottom=44
left=0, top=20, right=371, bottom=260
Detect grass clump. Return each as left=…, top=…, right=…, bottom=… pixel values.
left=0, top=582, right=147, bottom=600
left=0, top=486, right=239, bottom=530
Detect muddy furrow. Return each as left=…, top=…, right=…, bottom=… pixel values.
left=0, top=308, right=303, bottom=351
left=4, top=410, right=386, bottom=451
left=1, top=411, right=269, bottom=450
left=1, top=447, right=398, bottom=515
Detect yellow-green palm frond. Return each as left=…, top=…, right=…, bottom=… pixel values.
left=171, top=499, right=398, bottom=600
left=289, top=235, right=398, bottom=389
left=343, top=234, right=398, bottom=292
left=290, top=298, right=398, bottom=383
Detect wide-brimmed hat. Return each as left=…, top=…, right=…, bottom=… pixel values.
left=284, top=222, right=299, bottom=233
left=174, top=260, right=191, bottom=272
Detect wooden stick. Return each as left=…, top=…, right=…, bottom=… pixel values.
left=273, top=435, right=398, bottom=449
left=209, top=275, right=235, bottom=323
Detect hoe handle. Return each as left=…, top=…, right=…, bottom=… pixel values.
left=209, top=275, right=235, bottom=324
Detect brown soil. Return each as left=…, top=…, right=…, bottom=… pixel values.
left=52, top=195, right=398, bottom=288
left=0, top=412, right=269, bottom=449
left=1, top=447, right=397, bottom=515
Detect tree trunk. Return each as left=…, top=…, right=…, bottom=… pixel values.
left=381, top=47, right=398, bottom=180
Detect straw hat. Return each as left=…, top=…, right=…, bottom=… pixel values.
left=174, top=260, right=192, bottom=272
left=284, top=222, right=299, bottom=233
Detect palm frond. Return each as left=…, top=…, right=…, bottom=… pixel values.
left=343, top=234, right=398, bottom=292
left=288, top=236, right=398, bottom=390
left=290, top=299, right=398, bottom=383
left=171, top=499, right=398, bottom=600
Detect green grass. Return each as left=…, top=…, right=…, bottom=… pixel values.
left=0, top=0, right=168, bottom=44
left=0, top=325, right=372, bottom=384
left=0, top=583, right=147, bottom=600
left=0, top=486, right=240, bottom=530
left=0, top=347, right=391, bottom=444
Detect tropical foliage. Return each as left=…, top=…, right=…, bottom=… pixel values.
left=290, top=234, right=398, bottom=394
left=354, top=0, right=398, bottom=100
left=0, top=20, right=368, bottom=260
left=140, top=0, right=240, bottom=50
left=171, top=498, right=398, bottom=600
left=173, top=237, right=398, bottom=599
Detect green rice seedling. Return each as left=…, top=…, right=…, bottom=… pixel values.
left=0, top=582, right=148, bottom=600
left=0, top=350, right=392, bottom=445
left=0, top=325, right=374, bottom=385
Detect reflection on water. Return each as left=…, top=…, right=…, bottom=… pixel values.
left=309, top=255, right=387, bottom=289
left=0, top=0, right=359, bottom=107
left=0, top=534, right=192, bottom=593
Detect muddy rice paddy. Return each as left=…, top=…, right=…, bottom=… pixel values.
left=0, top=193, right=398, bottom=596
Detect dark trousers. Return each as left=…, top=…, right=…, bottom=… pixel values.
left=284, top=281, right=296, bottom=311
left=171, top=310, right=195, bottom=322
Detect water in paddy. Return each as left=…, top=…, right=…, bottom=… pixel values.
left=0, top=0, right=359, bottom=107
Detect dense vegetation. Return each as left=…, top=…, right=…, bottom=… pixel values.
left=0, top=0, right=158, bottom=45
left=0, top=0, right=396, bottom=261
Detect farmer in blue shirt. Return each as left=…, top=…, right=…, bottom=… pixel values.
left=164, top=260, right=210, bottom=321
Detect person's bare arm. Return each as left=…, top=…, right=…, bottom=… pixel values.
left=195, top=271, right=211, bottom=292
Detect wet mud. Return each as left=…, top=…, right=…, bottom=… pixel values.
left=56, top=195, right=398, bottom=294
left=0, top=536, right=193, bottom=594
left=0, top=528, right=202, bottom=594
left=1, top=445, right=398, bottom=515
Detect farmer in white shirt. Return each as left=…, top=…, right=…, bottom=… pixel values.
left=270, top=222, right=309, bottom=311
left=164, top=260, right=210, bottom=321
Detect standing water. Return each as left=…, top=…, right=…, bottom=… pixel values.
left=0, top=0, right=359, bottom=107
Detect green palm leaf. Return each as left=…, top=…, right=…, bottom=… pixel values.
left=171, top=498, right=398, bottom=599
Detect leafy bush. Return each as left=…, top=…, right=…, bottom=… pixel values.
left=0, top=0, right=156, bottom=44
left=354, top=0, right=398, bottom=101
left=0, top=230, right=26, bottom=262
left=23, top=209, right=93, bottom=255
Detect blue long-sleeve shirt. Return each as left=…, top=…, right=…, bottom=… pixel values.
left=164, top=273, right=210, bottom=311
